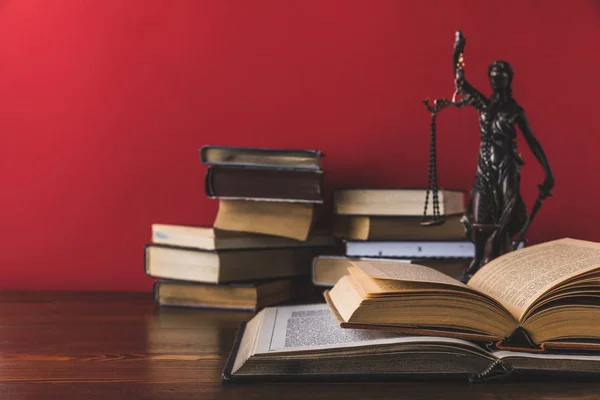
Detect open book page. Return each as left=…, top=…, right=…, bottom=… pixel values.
left=351, top=260, right=468, bottom=289
left=468, top=238, right=600, bottom=321
left=254, top=304, right=485, bottom=354
left=493, top=350, right=600, bottom=374
left=348, top=266, right=458, bottom=294
left=494, top=351, right=600, bottom=362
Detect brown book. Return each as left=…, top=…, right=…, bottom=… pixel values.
left=334, top=189, right=464, bottom=216
left=312, top=256, right=468, bottom=287
left=200, top=145, right=323, bottom=170
left=333, top=214, right=467, bottom=241
left=152, top=224, right=335, bottom=250
left=205, top=166, right=324, bottom=203
left=214, top=200, right=315, bottom=241
left=154, top=279, right=304, bottom=311
left=145, top=244, right=337, bottom=284
left=325, top=238, right=600, bottom=352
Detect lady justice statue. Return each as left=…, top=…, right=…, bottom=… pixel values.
left=422, top=31, right=555, bottom=282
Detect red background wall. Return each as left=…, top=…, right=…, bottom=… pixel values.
left=0, top=0, right=598, bottom=291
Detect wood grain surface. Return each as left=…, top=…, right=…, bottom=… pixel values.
left=1, top=291, right=599, bottom=399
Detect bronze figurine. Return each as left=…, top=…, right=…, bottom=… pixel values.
left=422, top=31, right=554, bottom=282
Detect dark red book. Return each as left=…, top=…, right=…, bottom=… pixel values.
left=205, top=166, right=324, bottom=203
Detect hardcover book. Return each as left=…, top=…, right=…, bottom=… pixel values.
left=213, top=200, right=316, bottom=241
left=333, top=214, right=467, bottom=241
left=205, top=166, right=324, bottom=203
left=325, top=238, right=600, bottom=352
left=200, top=145, right=323, bottom=170
left=145, top=243, right=337, bottom=284
left=344, top=240, right=476, bottom=258
left=153, top=278, right=304, bottom=311
left=222, top=303, right=600, bottom=382
left=333, top=189, right=465, bottom=217
left=151, top=224, right=335, bottom=250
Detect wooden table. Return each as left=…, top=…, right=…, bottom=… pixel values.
left=1, top=291, right=599, bottom=399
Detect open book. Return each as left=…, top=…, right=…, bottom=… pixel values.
left=325, top=238, right=600, bottom=352
left=223, top=303, right=600, bottom=382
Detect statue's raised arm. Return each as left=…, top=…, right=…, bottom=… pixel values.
left=452, top=31, right=488, bottom=109
left=453, top=30, right=466, bottom=90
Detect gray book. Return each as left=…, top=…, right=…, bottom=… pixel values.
left=345, top=240, right=524, bottom=259
left=345, top=240, right=475, bottom=258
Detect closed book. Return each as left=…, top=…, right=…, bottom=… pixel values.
left=153, top=278, right=305, bottom=311
left=200, top=145, right=323, bottom=170
left=333, top=189, right=465, bottom=216
left=345, top=240, right=475, bottom=258
left=222, top=303, right=600, bottom=383
left=144, top=244, right=337, bottom=284
left=205, top=166, right=324, bottom=203
left=344, top=240, right=524, bottom=260
left=333, top=214, right=466, bottom=241
left=151, top=224, right=335, bottom=250
left=325, top=238, right=600, bottom=353
left=213, top=200, right=316, bottom=241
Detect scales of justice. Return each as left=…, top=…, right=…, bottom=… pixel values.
left=421, top=30, right=555, bottom=283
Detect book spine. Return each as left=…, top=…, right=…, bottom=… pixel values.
left=205, top=166, right=324, bottom=203
left=344, top=241, right=474, bottom=258
left=199, top=146, right=324, bottom=169
left=200, top=145, right=323, bottom=157
left=497, top=326, right=540, bottom=351
left=213, top=196, right=323, bottom=204
left=205, top=167, right=216, bottom=198
left=311, top=256, right=319, bottom=286
left=152, top=280, right=161, bottom=305
left=221, top=322, right=248, bottom=382
left=468, top=360, right=512, bottom=383
left=143, top=244, right=152, bottom=277
left=199, top=146, right=209, bottom=164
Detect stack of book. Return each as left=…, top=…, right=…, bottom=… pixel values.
left=312, top=188, right=472, bottom=287
left=145, top=145, right=338, bottom=311
left=202, top=145, right=325, bottom=241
